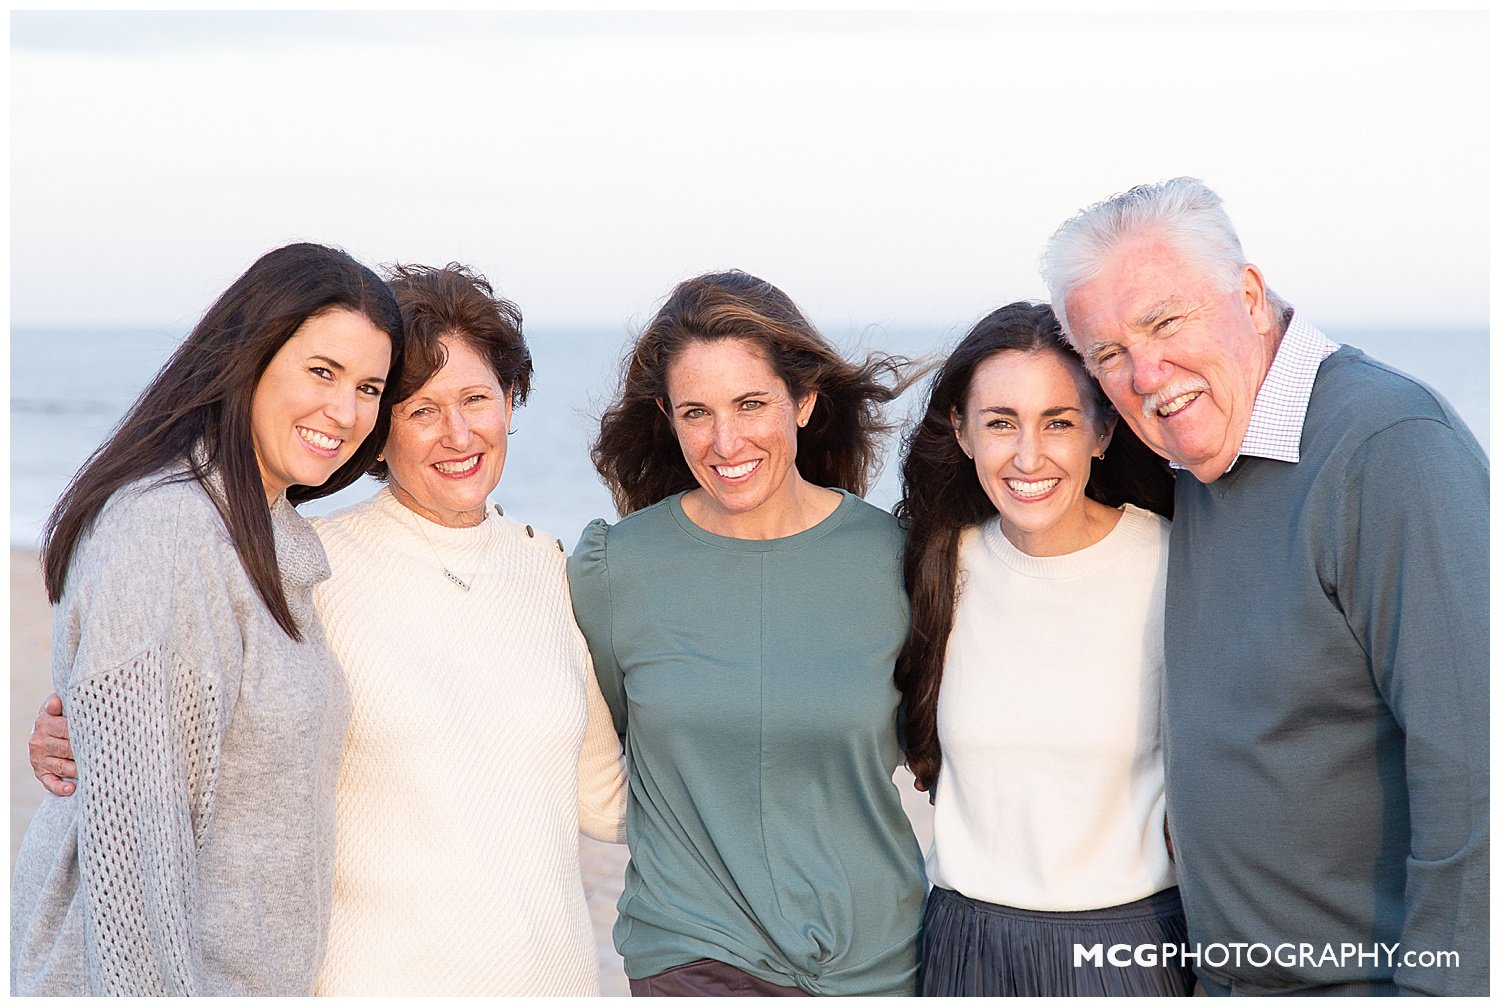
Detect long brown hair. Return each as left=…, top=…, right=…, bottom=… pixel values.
left=592, top=270, right=911, bottom=515
left=41, top=242, right=405, bottom=640
left=893, top=301, right=1173, bottom=790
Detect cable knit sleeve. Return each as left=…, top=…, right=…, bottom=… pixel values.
left=575, top=649, right=627, bottom=843
left=566, top=519, right=627, bottom=739
left=60, top=492, right=234, bottom=995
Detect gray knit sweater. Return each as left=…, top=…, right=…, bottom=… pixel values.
left=11, top=464, right=349, bottom=995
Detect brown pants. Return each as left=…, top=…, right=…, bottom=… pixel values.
left=629, top=958, right=811, bottom=997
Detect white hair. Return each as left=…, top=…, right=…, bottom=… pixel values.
left=1041, top=177, right=1250, bottom=342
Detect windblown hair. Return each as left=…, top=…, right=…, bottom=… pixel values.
left=1042, top=176, right=1288, bottom=341
left=592, top=270, right=911, bottom=516
left=370, top=262, right=532, bottom=481
left=42, top=243, right=405, bottom=640
left=893, top=301, right=1174, bottom=791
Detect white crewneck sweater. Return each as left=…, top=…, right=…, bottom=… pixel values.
left=926, top=504, right=1174, bottom=912
left=308, top=489, right=626, bottom=996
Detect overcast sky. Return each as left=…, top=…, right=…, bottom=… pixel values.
left=10, top=10, right=1490, bottom=332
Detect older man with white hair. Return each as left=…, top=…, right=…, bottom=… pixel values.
left=1043, top=178, right=1487, bottom=996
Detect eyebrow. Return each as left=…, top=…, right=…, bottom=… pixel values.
left=673, top=390, right=773, bottom=409
left=1131, top=300, right=1179, bottom=329
left=403, top=384, right=494, bottom=404
left=311, top=354, right=385, bottom=385
left=979, top=405, right=1083, bottom=417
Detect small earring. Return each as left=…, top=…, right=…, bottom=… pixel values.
left=377, top=454, right=385, bottom=463
left=1097, top=451, right=1106, bottom=461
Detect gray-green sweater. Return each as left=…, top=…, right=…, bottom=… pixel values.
left=11, top=465, right=349, bottom=995
left=1164, top=346, right=1488, bottom=995
left=567, top=491, right=925, bottom=996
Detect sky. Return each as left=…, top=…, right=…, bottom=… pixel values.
left=9, top=10, right=1489, bottom=334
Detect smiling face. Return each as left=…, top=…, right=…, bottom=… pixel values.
left=250, top=307, right=392, bottom=503
left=384, top=336, right=513, bottom=528
left=662, top=337, right=817, bottom=531
left=1063, top=229, right=1278, bottom=483
left=954, top=349, right=1115, bottom=556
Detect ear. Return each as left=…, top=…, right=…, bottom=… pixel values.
left=502, top=389, right=516, bottom=429
left=655, top=397, right=670, bottom=420
left=950, top=406, right=973, bottom=459
left=1241, top=263, right=1273, bottom=335
left=1096, top=413, right=1118, bottom=458
left=795, top=390, right=818, bottom=429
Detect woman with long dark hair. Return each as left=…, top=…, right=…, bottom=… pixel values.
left=894, top=301, right=1187, bottom=996
left=568, top=270, right=927, bottom=996
left=11, top=243, right=404, bottom=996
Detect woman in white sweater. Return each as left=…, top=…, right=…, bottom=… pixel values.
left=30, top=263, right=627, bottom=996
left=307, top=263, right=627, bottom=994
left=894, top=301, right=1188, bottom=996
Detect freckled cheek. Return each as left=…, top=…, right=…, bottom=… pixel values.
left=674, top=428, right=713, bottom=460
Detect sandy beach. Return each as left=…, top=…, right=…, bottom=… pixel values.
left=9, top=546, right=933, bottom=996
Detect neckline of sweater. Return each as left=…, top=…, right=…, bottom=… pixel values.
left=976, top=504, right=1160, bottom=580
left=371, top=486, right=506, bottom=548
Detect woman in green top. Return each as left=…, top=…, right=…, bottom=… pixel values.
left=568, top=271, right=925, bottom=996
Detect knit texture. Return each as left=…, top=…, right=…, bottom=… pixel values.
left=310, top=489, right=626, bottom=996
left=11, top=465, right=348, bottom=995
left=926, top=505, right=1174, bottom=912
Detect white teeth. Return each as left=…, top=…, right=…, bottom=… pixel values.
left=715, top=461, right=759, bottom=479
left=1156, top=390, right=1202, bottom=418
left=1006, top=478, right=1059, bottom=498
left=298, top=427, right=343, bottom=450
left=434, top=455, right=481, bottom=475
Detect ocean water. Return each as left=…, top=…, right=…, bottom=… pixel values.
left=10, top=324, right=1489, bottom=550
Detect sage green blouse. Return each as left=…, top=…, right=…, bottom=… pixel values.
left=567, top=490, right=924, bottom=996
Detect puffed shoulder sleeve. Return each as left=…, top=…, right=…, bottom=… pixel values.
left=566, top=518, right=627, bottom=739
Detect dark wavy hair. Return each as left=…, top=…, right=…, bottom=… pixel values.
left=42, top=242, right=405, bottom=640
left=369, top=262, right=532, bottom=481
left=893, top=301, right=1173, bottom=790
left=592, top=270, right=911, bottom=515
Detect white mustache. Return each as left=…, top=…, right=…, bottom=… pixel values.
left=1141, top=382, right=1210, bottom=419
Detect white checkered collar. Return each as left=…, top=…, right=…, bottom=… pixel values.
left=1235, top=313, right=1339, bottom=465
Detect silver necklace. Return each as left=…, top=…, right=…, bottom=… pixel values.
left=409, top=503, right=503, bottom=591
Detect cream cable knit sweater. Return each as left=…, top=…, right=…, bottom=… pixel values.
left=309, top=489, right=626, bottom=996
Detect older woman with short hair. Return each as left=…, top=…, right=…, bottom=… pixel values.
left=569, top=270, right=926, bottom=996
left=308, top=262, right=626, bottom=995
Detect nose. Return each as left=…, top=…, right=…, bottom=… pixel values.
left=1014, top=426, right=1044, bottom=473
left=1129, top=342, right=1173, bottom=396
left=441, top=405, right=474, bottom=447
left=324, top=384, right=358, bottom=430
left=711, top=415, right=743, bottom=457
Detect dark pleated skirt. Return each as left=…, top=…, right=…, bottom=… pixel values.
left=919, top=885, right=1194, bottom=997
